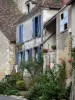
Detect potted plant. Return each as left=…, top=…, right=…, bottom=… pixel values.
left=51, top=45, right=56, bottom=50
left=43, top=48, right=48, bottom=53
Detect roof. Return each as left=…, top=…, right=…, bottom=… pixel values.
left=66, top=0, right=75, bottom=5
left=0, top=0, right=23, bottom=42
left=16, top=0, right=63, bottom=24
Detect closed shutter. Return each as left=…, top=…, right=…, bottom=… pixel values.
left=19, top=24, right=23, bottom=43
left=38, top=15, right=41, bottom=37
left=32, top=18, right=35, bottom=38
left=16, top=51, right=19, bottom=65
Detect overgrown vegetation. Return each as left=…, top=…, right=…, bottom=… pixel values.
left=24, top=60, right=70, bottom=100
left=20, top=52, right=43, bottom=79
left=0, top=72, right=25, bottom=95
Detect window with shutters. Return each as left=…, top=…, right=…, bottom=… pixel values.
left=32, top=15, right=41, bottom=38
left=27, top=49, right=32, bottom=61
left=60, top=10, right=68, bottom=33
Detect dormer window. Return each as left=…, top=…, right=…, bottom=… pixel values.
left=27, top=3, right=30, bottom=13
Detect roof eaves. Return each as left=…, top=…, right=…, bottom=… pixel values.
left=44, top=5, right=67, bottom=28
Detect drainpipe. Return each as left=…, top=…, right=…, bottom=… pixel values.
left=40, top=8, right=44, bottom=50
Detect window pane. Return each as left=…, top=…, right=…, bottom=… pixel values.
left=61, top=13, right=64, bottom=20
left=64, top=10, right=68, bottom=18
left=60, top=26, right=64, bottom=32
left=64, top=23, right=67, bottom=30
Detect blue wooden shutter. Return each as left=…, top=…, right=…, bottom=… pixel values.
left=19, top=24, right=23, bottom=43
left=21, top=24, right=23, bottom=43
left=22, top=51, right=25, bottom=61
left=32, top=18, right=35, bottom=38
left=38, top=15, right=41, bottom=37
left=16, top=51, right=19, bottom=65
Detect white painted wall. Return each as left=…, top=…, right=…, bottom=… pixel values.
left=43, top=9, right=58, bottom=23
left=23, top=18, right=33, bottom=42
left=22, top=38, right=41, bottom=50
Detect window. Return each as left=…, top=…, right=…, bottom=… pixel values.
left=27, top=49, right=32, bottom=61
left=61, top=13, right=64, bottom=20
left=60, top=10, right=68, bottom=33
left=27, top=3, right=30, bottom=13
left=35, top=17, right=38, bottom=37
left=32, top=15, right=41, bottom=38
left=34, top=47, right=38, bottom=60
left=34, top=46, right=41, bottom=61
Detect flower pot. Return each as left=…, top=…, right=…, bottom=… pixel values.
left=51, top=45, right=56, bottom=50
left=43, top=49, right=48, bottom=53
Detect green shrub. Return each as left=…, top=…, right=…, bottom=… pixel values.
left=0, top=82, right=6, bottom=94
left=11, top=72, right=22, bottom=81
left=25, top=64, right=69, bottom=100
left=51, top=45, right=56, bottom=50
left=5, top=89, right=19, bottom=96
left=16, top=80, right=25, bottom=91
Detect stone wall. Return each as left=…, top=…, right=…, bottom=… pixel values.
left=56, top=5, right=72, bottom=79
left=0, top=30, right=15, bottom=80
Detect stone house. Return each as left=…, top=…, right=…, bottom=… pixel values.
left=0, top=0, right=23, bottom=80
left=43, top=0, right=75, bottom=85
left=16, top=0, right=62, bottom=69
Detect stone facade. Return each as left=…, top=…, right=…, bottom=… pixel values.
left=0, top=30, right=15, bottom=80
left=56, top=5, right=72, bottom=79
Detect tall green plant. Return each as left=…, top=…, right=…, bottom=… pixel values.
left=20, top=52, right=43, bottom=78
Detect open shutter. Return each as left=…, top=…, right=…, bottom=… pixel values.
left=16, top=51, right=19, bottom=65
left=38, top=15, right=41, bottom=37
left=32, top=18, right=35, bottom=38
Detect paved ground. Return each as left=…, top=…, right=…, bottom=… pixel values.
left=0, top=96, right=26, bottom=100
